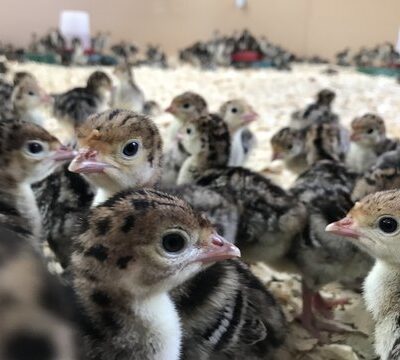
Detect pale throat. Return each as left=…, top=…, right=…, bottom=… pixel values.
left=92, top=187, right=116, bottom=207
left=16, top=182, right=42, bottom=238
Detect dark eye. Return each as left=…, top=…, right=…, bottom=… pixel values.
left=28, top=91, right=35, bottom=96
left=182, top=103, right=190, bottom=109
left=231, top=107, right=238, bottom=114
left=287, top=144, right=293, bottom=150
left=162, top=232, right=186, bottom=253
left=378, top=217, right=398, bottom=233
left=26, top=141, right=44, bottom=154
left=122, top=141, right=139, bottom=157
left=186, top=128, right=192, bottom=134
left=367, top=128, right=374, bottom=134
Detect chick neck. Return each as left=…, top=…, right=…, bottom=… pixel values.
left=364, top=259, right=400, bottom=322
left=177, top=152, right=208, bottom=185
left=91, top=166, right=161, bottom=207
left=92, top=187, right=116, bottom=207
left=73, top=261, right=182, bottom=359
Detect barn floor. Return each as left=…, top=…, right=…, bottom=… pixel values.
left=7, top=61, right=400, bottom=359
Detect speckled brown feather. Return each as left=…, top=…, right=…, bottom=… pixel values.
left=71, top=189, right=215, bottom=360
left=181, top=113, right=230, bottom=180
left=77, top=109, right=163, bottom=188
left=352, top=149, right=400, bottom=201
left=168, top=91, right=208, bottom=122
left=0, top=119, right=63, bottom=245
left=54, top=71, right=112, bottom=126
left=351, top=113, right=385, bottom=135
left=0, top=226, right=81, bottom=359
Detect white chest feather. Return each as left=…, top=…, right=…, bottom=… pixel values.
left=115, top=83, right=144, bottom=112
left=17, top=184, right=41, bottom=240
left=21, top=109, right=46, bottom=127
left=346, top=143, right=377, bottom=172
left=133, top=294, right=181, bottom=360
left=229, top=129, right=246, bottom=166
left=165, top=120, right=183, bottom=147
left=364, top=261, right=400, bottom=359
left=177, top=156, right=198, bottom=185
left=92, top=188, right=112, bottom=207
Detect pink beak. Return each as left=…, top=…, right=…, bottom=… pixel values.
left=350, top=133, right=360, bottom=142
left=40, top=92, right=53, bottom=105
left=165, top=105, right=175, bottom=114
left=194, top=234, right=241, bottom=264
left=68, top=149, right=114, bottom=174
left=325, top=217, right=360, bottom=239
left=271, top=152, right=283, bottom=161
left=176, top=132, right=184, bottom=141
left=51, top=146, right=77, bottom=161
left=241, top=111, right=258, bottom=124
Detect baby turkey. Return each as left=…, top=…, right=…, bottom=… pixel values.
left=113, top=62, right=145, bottom=113
left=70, top=110, right=237, bottom=241
left=71, top=188, right=240, bottom=360
left=352, top=148, right=400, bottom=201
left=54, top=70, right=113, bottom=130
left=346, top=113, right=398, bottom=173
left=290, top=160, right=372, bottom=336
left=68, top=109, right=287, bottom=360
left=0, top=118, right=75, bottom=247
left=177, top=114, right=230, bottom=185
left=0, top=71, right=46, bottom=122
left=162, top=91, right=209, bottom=186
left=326, top=190, right=400, bottom=359
left=178, top=113, right=307, bottom=266
left=270, top=122, right=345, bottom=175
left=219, top=99, right=258, bottom=167
left=290, top=88, right=338, bottom=129
left=9, top=76, right=52, bottom=125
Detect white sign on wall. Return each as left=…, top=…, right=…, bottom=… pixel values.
left=235, top=0, right=247, bottom=9
left=60, top=10, right=91, bottom=49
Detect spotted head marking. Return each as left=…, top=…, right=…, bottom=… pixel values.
left=70, top=109, right=163, bottom=192
left=73, top=189, right=240, bottom=297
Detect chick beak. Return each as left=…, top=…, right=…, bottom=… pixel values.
left=271, top=152, right=283, bottom=161
left=68, top=149, right=114, bottom=174
left=40, top=91, right=53, bottom=105
left=325, top=217, right=360, bottom=239
left=176, top=132, right=184, bottom=141
left=194, top=234, right=241, bottom=264
left=241, top=111, right=258, bottom=124
left=350, top=133, right=360, bottom=141
left=51, top=145, right=77, bottom=161
left=165, top=105, right=176, bottom=114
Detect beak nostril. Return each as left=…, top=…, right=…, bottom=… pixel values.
left=341, top=217, right=353, bottom=226
left=211, top=235, right=224, bottom=247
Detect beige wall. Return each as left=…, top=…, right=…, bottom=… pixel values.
left=0, top=0, right=399, bottom=60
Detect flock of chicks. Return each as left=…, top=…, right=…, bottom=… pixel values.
left=179, top=29, right=296, bottom=69
left=0, top=59, right=399, bottom=360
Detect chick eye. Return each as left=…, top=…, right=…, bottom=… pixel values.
left=231, top=107, right=238, bottom=114
left=28, top=91, right=35, bottom=96
left=287, top=144, right=293, bottom=150
left=162, top=232, right=186, bottom=253
left=366, top=128, right=374, bottom=134
left=25, top=141, right=45, bottom=155
left=378, top=217, right=398, bottom=234
left=122, top=140, right=140, bottom=157
left=182, top=103, right=190, bottom=109
left=186, top=128, right=192, bottom=135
